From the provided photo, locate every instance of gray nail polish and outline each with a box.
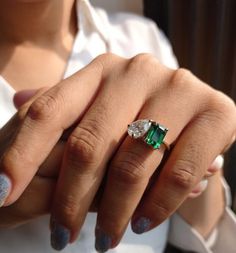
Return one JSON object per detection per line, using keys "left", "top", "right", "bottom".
{"left": 132, "top": 217, "right": 151, "bottom": 234}
{"left": 0, "top": 174, "right": 11, "bottom": 207}
{"left": 95, "top": 230, "right": 112, "bottom": 253}
{"left": 51, "top": 222, "right": 70, "bottom": 251}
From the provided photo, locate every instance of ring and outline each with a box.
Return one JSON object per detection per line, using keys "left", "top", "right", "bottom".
{"left": 127, "top": 119, "right": 170, "bottom": 150}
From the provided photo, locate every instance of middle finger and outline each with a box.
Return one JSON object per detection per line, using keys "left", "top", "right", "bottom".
{"left": 49, "top": 55, "right": 169, "bottom": 250}
{"left": 95, "top": 70, "right": 208, "bottom": 252}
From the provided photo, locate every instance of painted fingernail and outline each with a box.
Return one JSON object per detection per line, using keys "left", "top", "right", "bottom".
{"left": 212, "top": 155, "right": 224, "bottom": 169}
{"left": 200, "top": 179, "right": 208, "bottom": 191}
{"left": 51, "top": 221, "right": 70, "bottom": 251}
{"left": 208, "top": 155, "right": 224, "bottom": 173}
{"left": 189, "top": 179, "right": 208, "bottom": 198}
{"left": 132, "top": 217, "right": 151, "bottom": 234}
{"left": 95, "top": 230, "right": 112, "bottom": 253}
{"left": 0, "top": 173, "right": 11, "bottom": 207}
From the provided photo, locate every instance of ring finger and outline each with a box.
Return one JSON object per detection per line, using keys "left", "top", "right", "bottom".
{"left": 94, "top": 73, "right": 208, "bottom": 251}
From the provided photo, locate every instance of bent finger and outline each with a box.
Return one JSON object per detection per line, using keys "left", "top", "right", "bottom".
{"left": 0, "top": 57, "right": 106, "bottom": 206}
{"left": 131, "top": 109, "right": 235, "bottom": 234}
{"left": 93, "top": 70, "right": 208, "bottom": 251}
{"left": 0, "top": 176, "right": 55, "bottom": 228}
{"left": 188, "top": 155, "right": 224, "bottom": 198}
{"left": 49, "top": 57, "right": 147, "bottom": 249}
{"left": 13, "top": 89, "right": 38, "bottom": 109}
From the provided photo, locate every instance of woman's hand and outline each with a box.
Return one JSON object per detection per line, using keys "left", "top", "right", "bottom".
{"left": 0, "top": 108, "right": 56, "bottom": 227}
{"left": 0, "top": 93, "right": 62, "bottom": 228}
{"left": 0, "top": 53, "right": 235, "bottom": 251}
{"left": 0, "top": 91, "right": 99, "bottom": 229}
{"left": 0, "top": 175, "right": 56, "bottom": 228}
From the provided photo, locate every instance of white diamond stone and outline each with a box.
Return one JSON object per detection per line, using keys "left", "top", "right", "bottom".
{"left": 128, "top": 119, "right": 151, "bottom": 139}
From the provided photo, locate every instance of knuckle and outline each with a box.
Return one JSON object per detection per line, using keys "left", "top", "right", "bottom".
{"left": 27, "top": 94, "right": 60, "bottom": 121}
{"left": 95, "top": 53, "right": 123, "bottom": 69}
{"left": 202, "top": 91, "right": 236, "bottom": 136}
{"left": 67, "top": 125, "right": 104, "bottom": 168}
{"left": 96, "top": 52, "right": 119, "bottom": 61}
{"left": 209, "top": 90, "right": 236, "bottom": 117}
{"left": 110, "top": 151, "right": 147, "bottom": 185}
{"left": 170, "top": 159, "right": 199, "bottom": 191}
{"left": 128, "top": 53, "right": 156, "bottom": 72}
{"left": 126, "top": 53, "right": 160, "bottom": 92}
{"left": 54, "top": 194, "right": 78, "bottom": 225}
{"left": 2, "top": 145, "right": 29, "bottom": 176}
{"left": 169, "top": 68, "right": 193, "bottom": 89}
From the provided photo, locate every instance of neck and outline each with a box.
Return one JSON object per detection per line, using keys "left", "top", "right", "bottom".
{"left": 0, "top": 0, "right": 77, "bottom": 45}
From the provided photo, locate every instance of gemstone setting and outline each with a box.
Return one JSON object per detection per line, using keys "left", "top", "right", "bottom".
{"left": 128, "top": 119, "right": 168, "bottom": 149}
{"left": 128, "top": 119, "right": 152, "bottom": 139}
{"left": 144, "top": 124, "right": 168, "bottom": 149}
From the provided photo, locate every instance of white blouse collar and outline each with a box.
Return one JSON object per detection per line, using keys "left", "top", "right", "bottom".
{"left": 77, "top": 0, "right": 110, "bottom": 44}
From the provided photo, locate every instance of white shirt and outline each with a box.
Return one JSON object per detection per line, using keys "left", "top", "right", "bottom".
{"left": 0, "top": 1, "right": 235, "bottom": 253}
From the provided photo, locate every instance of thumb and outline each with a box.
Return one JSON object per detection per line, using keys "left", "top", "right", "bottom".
{"left": 13, "top": 89, "right": 38, "bottom": 109}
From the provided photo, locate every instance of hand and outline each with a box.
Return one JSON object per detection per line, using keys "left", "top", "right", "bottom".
{"left": 0, "top": 91, "right": 61, "bottom": 227}
{"left": 0, "top": 88, "right": 102, "bottom": 228}
{"left": 0, "top": 54, "right": 235, "bottom": 252}
{"left": 0, "top": 175, "right": 55, "bottom": 228}
{"left": 12, "top": 91, "right": 224, "bottom": 235}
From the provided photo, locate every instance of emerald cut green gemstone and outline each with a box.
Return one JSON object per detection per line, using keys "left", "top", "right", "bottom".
{"left": 144, "top": 124, "right": 168, "bottom": 149}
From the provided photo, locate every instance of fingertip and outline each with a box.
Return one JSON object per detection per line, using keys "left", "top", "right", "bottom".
{"left": 13, "top": 89, "right": 38, "bottom": 109}
{"left": 208, "top": 155, "right": 224, "bottom": 174}
{"left": 50, "top": 219, "right": 70, "bottom": 251}
{"left": 0, "top": 173, "right": 12, "bottom": 207}
{"left": 131, "top": 217, "right": 151, "bottom": 234}
{"left": 95, "top": 228, "right": 112, "bottom": 252}
{"left": 212, "top": 155, "right": 224, "bottom": 169}
{"left": 188, "top": 179, "right": 208, "bottom": 198}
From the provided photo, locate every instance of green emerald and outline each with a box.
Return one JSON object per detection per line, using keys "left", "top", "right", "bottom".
{"left": 144, "top": 124, "right": 168, "bottom": 149}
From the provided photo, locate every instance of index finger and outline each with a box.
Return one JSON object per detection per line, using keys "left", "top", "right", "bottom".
{"left": 0, "top": 59, "right": 104, "bottom": 206}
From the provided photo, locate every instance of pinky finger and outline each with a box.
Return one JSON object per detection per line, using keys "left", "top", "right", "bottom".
{"left": 188, "top": 155, "right": 224, "bottom": 198}
{"left": 131, "top": 112, "right": 233, "bottom": 234}
{"left": 0, "top": 176, "right": 55, "bottom": 228}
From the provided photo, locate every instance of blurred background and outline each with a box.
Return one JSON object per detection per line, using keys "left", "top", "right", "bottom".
{"left": 91, "top": 0, "right": 236, "bottom": 212}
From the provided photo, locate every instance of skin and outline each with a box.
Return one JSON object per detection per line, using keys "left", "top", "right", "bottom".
{"left": 0, "top": 90, "right": 224, "bottom": 236}
{"left": 1, "top": 54, "right": 235, "bottom": 249}
{"left": 0, "top": 0, "right": 77, "bottom": 90}
{"left": 0, "top": 0, "right": 236, "bottom": 251}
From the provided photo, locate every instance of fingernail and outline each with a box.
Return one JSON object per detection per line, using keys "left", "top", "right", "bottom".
{"left": 0, "top": 173, "right": 11, "bottom": 207}
{"left": 132, "top": 217, "right": 151, "bottom": 234}
{"left": 95, "top": 230, "right": 112, "bottom": 253}
{"left": 197, "top": 179, "right": 208, "bottom": 193}
{"left": 51, "top": 221, "right": 70, "bottom": 251}
{"left": 190, "top": 179, "right": 208, "bottom": 197}
{"left": 212, "top": 155, "right": 224, "bottom": 169}
{"left": 208, "top": 155, "right": 224, "bottom": 173}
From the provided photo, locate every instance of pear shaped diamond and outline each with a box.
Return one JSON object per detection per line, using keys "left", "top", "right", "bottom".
{"left": 128, "top": 119, "right": 151, "bottom": 139}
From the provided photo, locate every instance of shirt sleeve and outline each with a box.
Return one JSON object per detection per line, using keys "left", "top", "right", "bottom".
{"left": 168, "top": 178, "right": 236, "bottom": 253}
